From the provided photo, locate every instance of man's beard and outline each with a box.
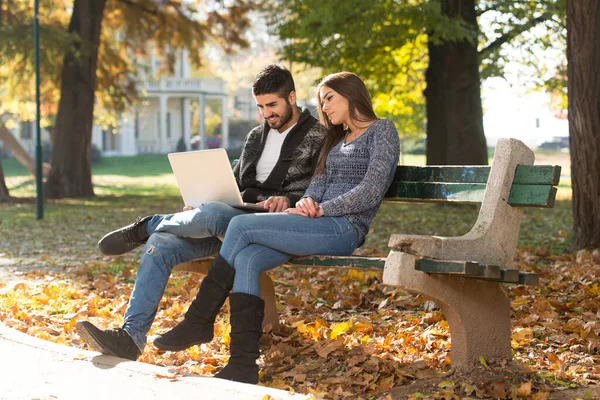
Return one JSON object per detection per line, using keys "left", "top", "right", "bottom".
{"left": 268, "top": 102, "right": 294, "bottom": 130}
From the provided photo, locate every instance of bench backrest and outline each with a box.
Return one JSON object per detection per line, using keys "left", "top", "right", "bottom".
{"left": 384, "top": 165, "right": 561, "bottom": 208}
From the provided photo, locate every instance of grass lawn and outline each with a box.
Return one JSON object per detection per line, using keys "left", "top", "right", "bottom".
{"left": 0, "top": 150, "right": 574, "bottom": 256}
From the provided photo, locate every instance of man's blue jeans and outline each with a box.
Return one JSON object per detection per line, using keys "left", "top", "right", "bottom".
{"left": 219, "top": 213, "right": 359, "bottom": 296}
{"left": 122, "top": 202, "right": 246, "bottom": 351}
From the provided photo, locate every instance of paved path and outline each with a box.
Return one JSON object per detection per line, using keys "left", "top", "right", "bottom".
{"left": 0, "top": 323, "right": 309, "bottom": 400}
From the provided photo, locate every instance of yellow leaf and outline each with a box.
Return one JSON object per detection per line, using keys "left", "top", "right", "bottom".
{"left": 478, "top": 355, "right": 488, "bottom": 368}
{"left": 516, "top": 381, "right": 532, "bottom": 397}
{"left": 292, "top": 320, "right": 308, "bottom": 333}
{"left": 35, "top": 293, "right": 50, "bottom": 305}
{"left": 462, "top": 382, "right": 477, "bottom": 395}
{"left": 330, "top": 318, "right": 352, "bottom": 339}
{"left": 532, "top": 391, "right": 550, "bottom": 400}
{"left": 438, "top": 380, "right": 454, "bottom": 389}
{"left": 347, "top": 269, "right": 365, "bottom": 280}
{"left": 512, "top": 327, "right": 533, "bottom": 342}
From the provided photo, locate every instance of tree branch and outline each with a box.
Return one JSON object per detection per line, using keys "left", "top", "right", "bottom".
{"left": 115, "top": 0, "right": 160, "bottom": 16}
{"left": 479, "top": 12, "right": 552, "bottom": 59}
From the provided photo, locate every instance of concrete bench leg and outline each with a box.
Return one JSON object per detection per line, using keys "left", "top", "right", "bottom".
{"left": 383, "top": 250, "right": 511, "bottom": 368}
{"left": 174, "top": 260, "right": 279, "bottom": 329}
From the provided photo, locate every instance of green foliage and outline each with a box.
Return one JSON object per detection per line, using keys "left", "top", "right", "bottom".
{"left": 268, "top": 0, "right": 567, "bottom": 134}
{"left": 175, "top": 137, "right": 187, "bottom": 153}
{"left": 268, "top": 0, "right": 441, "bottom": 136}
{"left": 402, "top": 136, "right": 426, "bottom": 155}
{"left": 0, "top": 0, "right": 260, "bottom": 126}
{"left": 478, "top": 0, "right": 566, "bottom": 103}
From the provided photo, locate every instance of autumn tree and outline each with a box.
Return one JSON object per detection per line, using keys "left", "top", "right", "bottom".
{"left": 0, "top": 0, "right": 7, "bottom": 201}
{"left": 46, "top": 0, "right": 256, "bottom": 198}
{"left": 43, "top": 0, "right": 107, "bottom": 197}
{"left": 425, "top": 0, "right": 487, "bottom": 165}
{"left": 0, "top": 0, "right": 257, "bottom": 198}
{"left": 566, "top": 0, "right": 600, "bottom": 249}
{"left": 270, "top": 0, "right": 563, "bottom": 164}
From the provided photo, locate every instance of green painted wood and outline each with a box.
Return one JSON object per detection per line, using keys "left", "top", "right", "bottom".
{"left": 413, "top": 258, "right": 538, "bottom": 285}
{"left": 500, "top": 269, "right": 520, "bottom": 283}
{"left": 508, "top": 185, "right": 557, "bottom": 208}
{"left": 385, "top": 183, "right": 557, "bottom": 207}
{"left": 393, "top": 165, "right": 561, "bottom": 185}
{"left": 513, "top": 165, "right": 561, "bottom": 185}
{"left": 288, "top": 255, "right": 385, "bottom": 269}
{"left": 394, "top": 166, "right": 490, "bottom": 184}
{"left": 518, "top": 272, "right": 539, "bottom": 285}
{"left": 482, "top": 265, "right": 501, "bottom": 280}
{"left": 385, "top": 182, "right": 485, "bottom": 203}
{"left": 415, "top": 259, "right": 481, "bottom": 275}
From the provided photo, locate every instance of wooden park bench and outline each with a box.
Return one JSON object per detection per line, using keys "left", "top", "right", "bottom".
{"left": 173, "top": 138, "right": 561, "bottom": 368}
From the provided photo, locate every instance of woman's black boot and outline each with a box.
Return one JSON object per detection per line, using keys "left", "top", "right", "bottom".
{"left": 214, "top": 293, "right": 265, "bottom": 384}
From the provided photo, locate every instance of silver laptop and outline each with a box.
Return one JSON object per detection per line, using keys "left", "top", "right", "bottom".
{"left": 167, "top": 148, "right": 267, "bottom": 212}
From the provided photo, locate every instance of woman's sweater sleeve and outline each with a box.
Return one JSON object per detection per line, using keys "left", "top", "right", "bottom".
{"left": 302, "top": 169, "right": 327, "bottom": 202}
{"left": 320, "top": 120, "right": 400, "bottom": 216}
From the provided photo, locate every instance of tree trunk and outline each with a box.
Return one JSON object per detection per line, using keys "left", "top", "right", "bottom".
{"left": 0, "top": 122, "right": 51, "bottom": 177}
{"left": 424, "top": 0, "right": 488, "bottom": 165}
{"left": 45, "top": 0, "right": 106, "bottom": 198}
{"left": 567, "top": 0, "right": 600, "bottom": 249}
{"left": 0, "top": 161, "right": 10, "bottom": 202}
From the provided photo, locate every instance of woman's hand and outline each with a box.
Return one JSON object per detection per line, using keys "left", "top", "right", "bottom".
{"left": 286, "top": 197, "right": 324, "bottom": 218}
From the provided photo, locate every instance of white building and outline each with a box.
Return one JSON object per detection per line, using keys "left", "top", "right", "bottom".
{"left": 8, "top": 49, "right": 237, "bottom": 157}
{"left": 482, "top": 77, "right": 568, "bottom": 149}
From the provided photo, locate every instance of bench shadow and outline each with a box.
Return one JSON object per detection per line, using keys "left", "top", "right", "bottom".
{"left": 90, "top": 354, "right": 131, "bottom": 369}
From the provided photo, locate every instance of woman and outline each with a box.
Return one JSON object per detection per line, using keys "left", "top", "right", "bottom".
{"left": 153, "top": 72, "right": 401, "bottom": 384}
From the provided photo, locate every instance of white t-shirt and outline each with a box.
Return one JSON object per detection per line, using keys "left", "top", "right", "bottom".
{"left": 255, "top": 124, "right": 295, "bottom": 183}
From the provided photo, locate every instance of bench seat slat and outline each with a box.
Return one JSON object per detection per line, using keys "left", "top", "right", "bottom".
{"left": 288, "top": 255, "right": 386, "bottom": 269}
{"left": 385, "top": 183, "right": 557, "bottom": 207}
{"left": 414, "top": 258, "right": 538, "bottom": 285}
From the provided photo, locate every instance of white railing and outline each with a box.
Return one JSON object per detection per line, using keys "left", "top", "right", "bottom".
{"left": 139, "top": 78, "right": 226, "bottom": 95}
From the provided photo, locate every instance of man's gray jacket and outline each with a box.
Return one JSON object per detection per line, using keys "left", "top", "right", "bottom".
{"left": 233, "top": 108, "right": 327, "bottom": 206}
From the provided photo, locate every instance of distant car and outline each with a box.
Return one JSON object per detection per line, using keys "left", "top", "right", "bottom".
{"left": 206, "top": 136, "right": 222, "bottom": 149}
{"left": 190, "top": 135, "right": 222, "bottom": 150}
{"left": 539, "top": 136, "right": 569, "bottom": 151}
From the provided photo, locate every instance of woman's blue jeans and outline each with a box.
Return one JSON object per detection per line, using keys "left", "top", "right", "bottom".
{"left": 219, "top": 213, "right": 359, "bottom": 297}
{"left": 122, "top": 202, "right": 246, "bottom": 351}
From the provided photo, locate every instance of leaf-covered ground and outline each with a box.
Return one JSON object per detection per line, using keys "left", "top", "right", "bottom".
{"left": 1, "top": 153, "right": 598, "bottom": 399}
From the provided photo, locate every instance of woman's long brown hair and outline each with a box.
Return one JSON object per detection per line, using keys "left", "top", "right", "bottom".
{"left": 315, "top": 72, "right": 378, "bottom": 175}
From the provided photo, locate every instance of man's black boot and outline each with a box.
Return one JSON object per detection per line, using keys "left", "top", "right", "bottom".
{"left": 98, "top": 215, "right": 154, "bottom": 256}
{"left": 153, "top": 253, "right": 235, "bottom": 351}
{"left": 76, "top": 321, "right": 141, "bottom": 361}
{"left": 214, "top": 293, "right": 265, "bottom": 384}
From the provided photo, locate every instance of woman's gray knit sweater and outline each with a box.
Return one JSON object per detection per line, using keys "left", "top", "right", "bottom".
{"left": 303, "top": 119, "right": 400, "bottom": 246}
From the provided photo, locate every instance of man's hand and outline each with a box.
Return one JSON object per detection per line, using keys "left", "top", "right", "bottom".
{"left": 259, "top": 196, "right": 290, "bottom": 213}
{"left": 183, "top": 206, "right": 194, "bottom": 211}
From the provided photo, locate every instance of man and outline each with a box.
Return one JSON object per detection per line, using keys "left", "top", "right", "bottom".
{"left": 75, "top": 65, "right": 327, "bottom": 361}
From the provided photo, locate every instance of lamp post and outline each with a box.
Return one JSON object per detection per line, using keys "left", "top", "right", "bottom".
{"left": 34, "top": 0, "right": 43, "bottom": 219}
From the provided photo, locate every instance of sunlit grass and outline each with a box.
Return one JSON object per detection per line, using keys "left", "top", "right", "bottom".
{"left": 1, "top": 149, "right": 574, "bottom": 258}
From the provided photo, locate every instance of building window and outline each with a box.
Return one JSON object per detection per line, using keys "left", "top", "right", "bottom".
{"left": 157, "top": 111, "right": 172, "bottom": 138}
{"left": 535, "top": 118, "right": 540, "bottom": 128}
{"left": 20, "top": 121, "right": 32, "bottom": 139}
{"left": 166, "top": 112, "right": 171, "bottom": 138}
{"left": 134, "top": 111, "right": 140, "bottom": 139}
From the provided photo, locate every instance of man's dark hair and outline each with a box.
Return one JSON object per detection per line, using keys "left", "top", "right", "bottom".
{"left": 252, "top": 64, "right": 295, "bottom": 98}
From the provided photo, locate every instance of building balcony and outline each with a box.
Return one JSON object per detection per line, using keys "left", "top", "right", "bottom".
{"left": 139, "top": 78, "right": 226, "bottom": 96}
